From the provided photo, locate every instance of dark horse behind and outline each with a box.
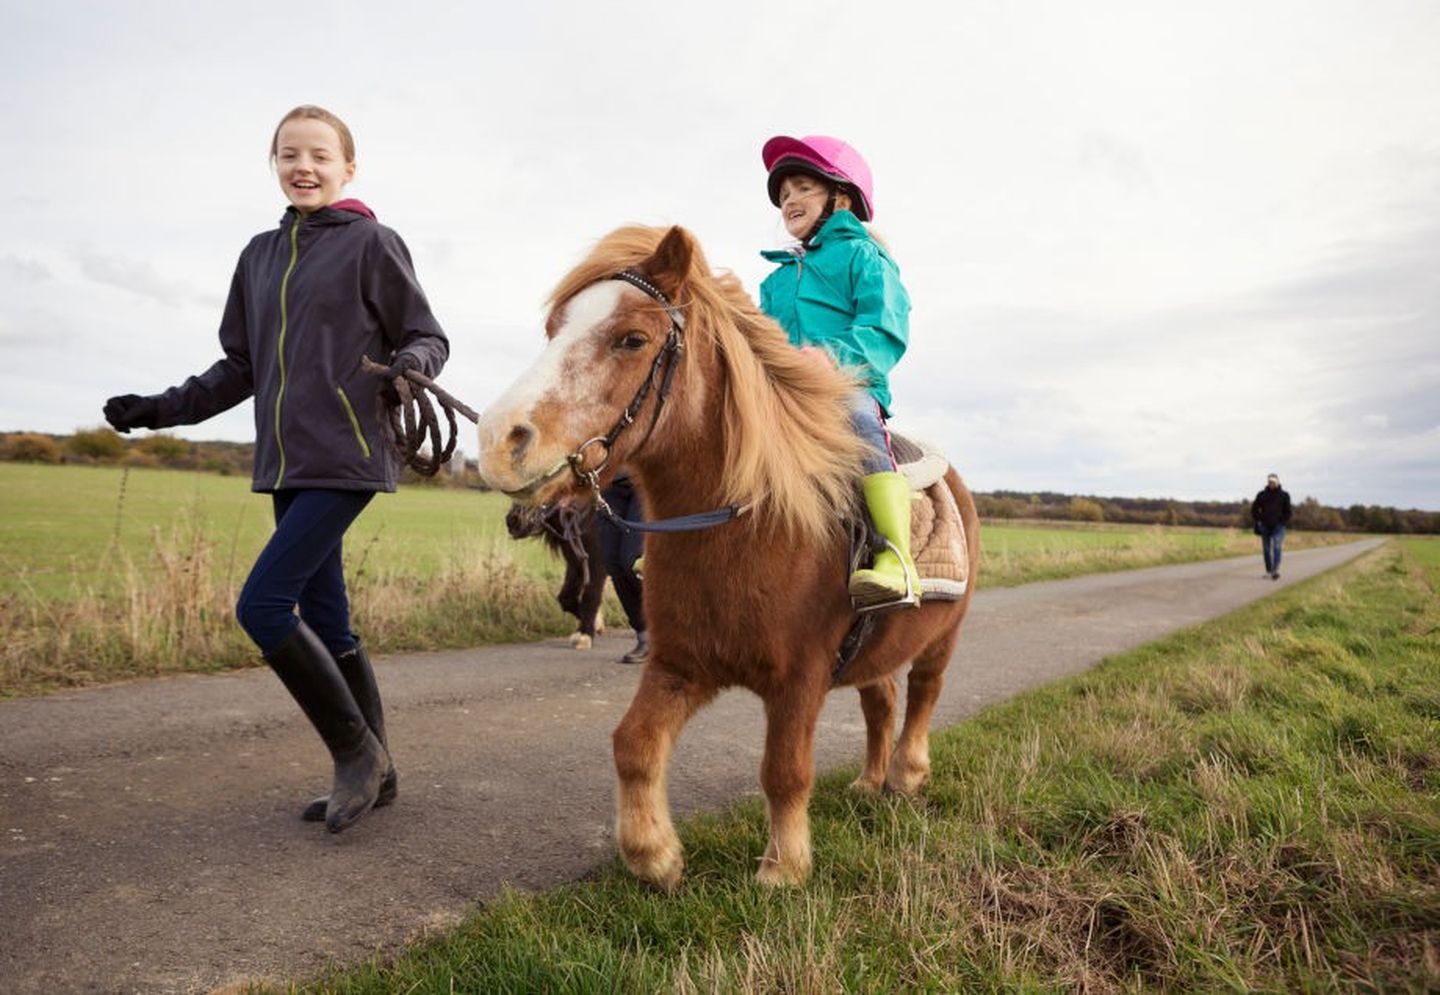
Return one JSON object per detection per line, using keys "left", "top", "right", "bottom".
{"left": 504, "top": 502, "right": 606, "bottom": 649}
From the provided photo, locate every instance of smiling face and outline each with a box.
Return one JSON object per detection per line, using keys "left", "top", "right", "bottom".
{"left": 274, "top": 117, "right": 355, "bottom": 214}
{"left": 777, "top": 172, "right": 852, "bottom": 239}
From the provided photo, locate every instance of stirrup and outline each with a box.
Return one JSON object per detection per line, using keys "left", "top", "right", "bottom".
{"left": 850, "top": 538, "right": 921, "bottom": 614}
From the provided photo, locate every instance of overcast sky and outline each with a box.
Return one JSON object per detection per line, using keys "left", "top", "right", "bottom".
{"left": 2, "top": 0, "right": 1436, "bottom": 510}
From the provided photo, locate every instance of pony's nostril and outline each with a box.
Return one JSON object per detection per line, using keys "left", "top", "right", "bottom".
{"left": 507, "top": 423, "right": 536, "bottom": 464}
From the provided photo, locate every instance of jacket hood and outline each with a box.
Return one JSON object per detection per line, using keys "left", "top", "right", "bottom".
{"left": 280, "top": 200, "right": 376, "bottom": 226}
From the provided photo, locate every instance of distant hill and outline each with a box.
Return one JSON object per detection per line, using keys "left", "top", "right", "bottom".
{"left": 4, "top": 429, "right": 1436, "bottom": 533}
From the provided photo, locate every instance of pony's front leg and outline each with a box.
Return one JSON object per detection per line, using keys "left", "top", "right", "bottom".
{"left": 850, "top": 675, "right": 897, "bottom": 794}
{"left": 613, "top": 665, "right": 712, "bottom": 892}
{"left": 757, "top": 688, "right": 826, "bottom": 887}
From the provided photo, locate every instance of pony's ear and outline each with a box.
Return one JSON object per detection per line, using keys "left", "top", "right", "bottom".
{"left": 637, "top": 226, "right": 694, "bottom": 301}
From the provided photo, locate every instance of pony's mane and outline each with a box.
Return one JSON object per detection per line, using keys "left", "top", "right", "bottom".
{"left": 548, "top": 226, "right": 866, "bottom": 542}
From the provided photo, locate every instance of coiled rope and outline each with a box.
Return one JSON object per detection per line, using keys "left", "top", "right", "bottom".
{"left": 360, "top": 356, "right": 479, "bottom": 477}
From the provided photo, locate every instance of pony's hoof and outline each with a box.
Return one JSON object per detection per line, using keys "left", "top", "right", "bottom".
{"left": 755, "top": 856, "right": 811, "bottom": 887}
{"left": 622, "top": 839, "right": 685, "bottom": 893}
{"left": 569, "top": 632, "right": 593, "bottom": 650}
{"left": 594, "top": 616, "right": 606, "bottom": 636}
{"left": 848, "top": 774, "right": 885, "bottom": 795}
{"left": 885, "top": 760, "right": 930, "bottom": 796}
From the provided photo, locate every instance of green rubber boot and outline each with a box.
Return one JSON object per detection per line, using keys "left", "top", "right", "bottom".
{"left": 848, "top": 472, "right": 921, "bottom": 609}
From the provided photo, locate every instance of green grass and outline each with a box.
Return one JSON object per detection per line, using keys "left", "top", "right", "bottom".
{"left": 0, "top": 462, "right": 557, "bottom": 600}
{"left": 0, "top": 464, "right": 575, "bottom": 695}
{"left": 262, "top": 538, "right": 1439, "bottom": 993}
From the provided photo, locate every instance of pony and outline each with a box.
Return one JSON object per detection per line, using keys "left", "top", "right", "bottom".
{"left": 473, "top": 225, "right": 979, "bottom": 888}
{"left": 504, "top": 502, "right": 607, "bottom": 649}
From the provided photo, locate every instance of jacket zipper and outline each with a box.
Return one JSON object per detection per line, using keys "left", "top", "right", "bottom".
{"left": 272, "top": 217, "right": 301, "bottom": 488}
{"left": 335, "top": 386, "right": 372, "bottom": 459}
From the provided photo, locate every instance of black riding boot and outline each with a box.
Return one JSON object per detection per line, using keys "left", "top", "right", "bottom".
{"left": 264, "top": 623, "right": 390, "bottom": 833}
{"left": 299, "top": 642, "right": 398, "bottom": 822}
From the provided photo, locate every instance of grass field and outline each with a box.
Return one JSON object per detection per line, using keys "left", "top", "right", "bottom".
{"left": 263, "top": 537, "right": 1439, "bottom": 993}
{"left": 0, "top": 463, "right": 1354, "bottom": 697}
{"left": 0, "top": 462, "right": 557, "bottom": 600}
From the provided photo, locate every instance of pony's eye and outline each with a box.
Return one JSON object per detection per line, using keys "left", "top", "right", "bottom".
{"left": 615, "top": 332, "right": 649, "bottom": 351}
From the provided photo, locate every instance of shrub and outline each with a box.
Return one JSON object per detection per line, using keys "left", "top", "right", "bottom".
{"left": 136, "top": 434, "right": 191, "bottom": 465}
{"left": 2, "top": 433, "right": 62, "bottom": 463}
{"left": 1066, "top": 497, "right": 1105, "bottom": 522}
{"left": 67, "top": 427, "right": 127, "bottom": 461}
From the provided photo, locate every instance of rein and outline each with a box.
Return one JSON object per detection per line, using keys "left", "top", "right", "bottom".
{"left": 565, "top": 270, "right": 748, "bottom": 535}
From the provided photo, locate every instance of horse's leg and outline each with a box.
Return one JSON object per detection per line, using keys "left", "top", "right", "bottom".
{"left": 559, "top": 558, "right": 594, "bottom": 648}
{"left": 850, "top": 675, "right": 897, "bottom": 794}
{"left": 887, "top": 626, "right": 960, "bottom": 795}
{"left": 613, "top": 666, "right": 713, "bottom": 891}
{"left": 578, "top": 566, "right": 606, "bottom": 642}
{"left": 757, "top": 687, "right": 826, "bottom": 887}
{"left": 583, "top": 529, "right": 606, "bottom": 637}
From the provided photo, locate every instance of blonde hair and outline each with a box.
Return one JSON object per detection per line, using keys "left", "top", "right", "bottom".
{"left": 269, "top": 105, "right": 356, "bottom": 163}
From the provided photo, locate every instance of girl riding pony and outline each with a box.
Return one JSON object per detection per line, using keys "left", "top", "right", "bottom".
{"left": 758, "top": 134, "right": 918, "bottom": 609}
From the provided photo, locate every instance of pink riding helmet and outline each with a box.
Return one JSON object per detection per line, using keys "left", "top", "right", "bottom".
{"left": 762, "top": 134, "right": 875, "bottom": 221}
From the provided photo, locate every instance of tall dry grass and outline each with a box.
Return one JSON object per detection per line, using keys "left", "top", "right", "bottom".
{"left": 0, "top": 478, "right": 578, "bottom": 695}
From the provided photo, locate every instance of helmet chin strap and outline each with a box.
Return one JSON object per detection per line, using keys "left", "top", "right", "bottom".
{"left": 802, "top": 187, "right": 840, "bottom": 247}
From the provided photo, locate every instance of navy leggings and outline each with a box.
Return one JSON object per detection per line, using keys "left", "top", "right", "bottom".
{"left": 235, "top": 488, "right": 374, "bottom": 656}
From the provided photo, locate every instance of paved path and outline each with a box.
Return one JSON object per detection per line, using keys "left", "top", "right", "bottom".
{"left": 0, "top": 540, "right": 1383, "bottom": 993}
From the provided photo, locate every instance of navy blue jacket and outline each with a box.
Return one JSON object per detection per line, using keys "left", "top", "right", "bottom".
{"left": 152, "top": 203, "right": 448, "bottom": 492}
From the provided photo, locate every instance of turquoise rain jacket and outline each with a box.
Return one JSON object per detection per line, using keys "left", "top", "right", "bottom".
{"left": 759, "top": 209, "right": 910, "bottom": 415}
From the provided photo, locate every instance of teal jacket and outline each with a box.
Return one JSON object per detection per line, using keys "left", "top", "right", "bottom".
{"left": 759, "top": 210, "right": 910, "bottom": 415}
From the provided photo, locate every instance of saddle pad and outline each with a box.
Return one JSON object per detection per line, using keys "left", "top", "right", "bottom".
{"left": 911, "top": 478, "right": 969, "bottom": 600}
{"left": 891, "top": 431, "right": 949, "bottom": 490}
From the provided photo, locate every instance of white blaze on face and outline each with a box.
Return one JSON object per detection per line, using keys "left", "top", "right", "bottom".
{"left": 475, "top": 281, "right": 628, "bottom": 490}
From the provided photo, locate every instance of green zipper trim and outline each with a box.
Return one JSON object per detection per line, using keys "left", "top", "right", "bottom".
{"left": 272, "top": 218, "right": 300, "bottom": 488}
{"left": 335, "top": 386, "right": 372, "bottom": 459}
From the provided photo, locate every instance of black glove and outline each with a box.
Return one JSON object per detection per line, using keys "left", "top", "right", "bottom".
{"left": 103, "top": 394, "right": 160, "bottom": 433}
{"left": 379, "top": 353, "right": 421, "bottom": 405}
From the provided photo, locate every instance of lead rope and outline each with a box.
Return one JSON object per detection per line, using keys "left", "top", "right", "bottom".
{"left": 361, "top": 356, "right": 479, "bottom": 477}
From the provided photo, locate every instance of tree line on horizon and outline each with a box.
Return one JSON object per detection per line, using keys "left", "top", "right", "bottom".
{"left": 4, "top": 428, "right": 1438, "bottom": 535}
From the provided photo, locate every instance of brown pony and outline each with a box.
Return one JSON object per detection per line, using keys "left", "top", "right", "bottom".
{"left": 473, "top": 226, "right": 979, "bottom": 888}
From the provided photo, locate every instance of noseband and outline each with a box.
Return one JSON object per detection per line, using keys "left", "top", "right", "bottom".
{"left": 564, "top": 270, "right": 747, "bottom": 535}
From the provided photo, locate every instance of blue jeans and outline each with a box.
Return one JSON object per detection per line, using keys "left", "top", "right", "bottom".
{"left": 1261, "top": 526, "right": 1285, "bottom": 575}
{"left": 850, "top": 393, "right": 897, "bottom": 474}
{"left": 235, "top": 488, "right": 374, "bottom": 655}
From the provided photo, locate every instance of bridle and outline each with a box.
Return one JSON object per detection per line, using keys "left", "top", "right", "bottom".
{"left": 562, "top": 269, "right": 747, "bottom": 535}
{"left": 562, "top": 269, "right": 686, "bottom": 492}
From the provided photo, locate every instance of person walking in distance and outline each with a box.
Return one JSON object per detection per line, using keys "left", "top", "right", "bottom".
{"left": 1251, "top": 473, "right": 1293, "bottom": 580}
{"left": 102, "top": 105, "right": 449, "bottom": 832}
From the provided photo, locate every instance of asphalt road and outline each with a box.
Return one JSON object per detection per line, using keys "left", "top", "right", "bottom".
{"left": 0, "top": 539, "right": 1383, "bottom": 993}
